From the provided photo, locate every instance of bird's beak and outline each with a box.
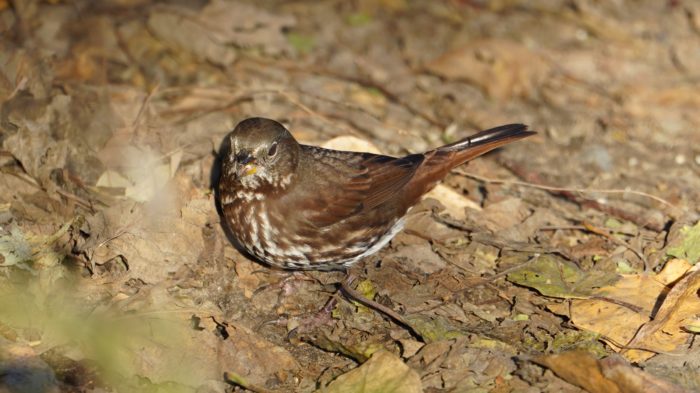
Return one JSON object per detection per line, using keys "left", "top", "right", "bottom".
{"left": 235, "top": 151, "right": 257, "bottom": 178}
{"left": 239, "top": 163, "right": 257, "bottom": 177}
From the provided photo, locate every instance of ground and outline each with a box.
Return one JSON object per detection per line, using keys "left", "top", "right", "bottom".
{"left": 1, "top": 1, "right": 700, "bottom": 392}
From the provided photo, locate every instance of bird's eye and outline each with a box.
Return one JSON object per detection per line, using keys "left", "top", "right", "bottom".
{"left": 267, "top": 142, "right": 278, "bottom": 157}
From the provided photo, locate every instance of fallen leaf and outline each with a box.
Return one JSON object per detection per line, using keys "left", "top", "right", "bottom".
{"left": 385, "top": 243, "right": 445, "bottom": 274}
{"left": 666, "top": 221, "right": 700, "bottom": 265}
{"left": 423, "top": 185, "right": 481, "bottom": 218}
{"left": 317, "top": 350, "right": 422, "bottom": 393}
{"left": 507, "top": 255, "right": 618, "bottom": 299}
{"left": 0, "top": 226, "right": 31, "bottom": 267}
{"left": 545, "top": 259, "right": 698, "bottom": 362}
{"left": 600, "top": 356, "right": 690, "bottom": 393}
{"left": 321, "top": 135, "right": 381, "bottom": 154}
{"left": 624, "top": 264, "right": 700, "bottom": 362}
{"left": 568, "top": 299, "right": 649, "bottom": 351}
{"left": 95, "top": 145, "right": 177, "bottom": 203}
{"left": 534, "top": 351, "right": 687, "bottom": 393}
{"left": 78, "top": 175, "right": 214, "bottom": 283}
{"left": 479, "top": 197, "right": 530, "bottom": 232}
{"left": 534, "top": 351, "right": 621, "bottom": 393}
{"left": 0, "top": 221, "right": 72, "bottom": 269}
{"left": 407, "top": 336, "right": 516, "bottom": 391}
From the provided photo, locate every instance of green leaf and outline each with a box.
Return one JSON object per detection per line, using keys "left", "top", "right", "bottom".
{"left": 507, "top": 256, "right": 619, "bottom": 299}
{"left": 287, "top": 33, "right": 315, "bottom": 54}
{"left": 346, "top": 12, "right": 373, "bottom": 27}
{"left": 667, "top": 221, "right": 700, "bottom": 264}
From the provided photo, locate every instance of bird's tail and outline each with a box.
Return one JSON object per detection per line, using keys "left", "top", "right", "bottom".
{"left": 439, "top": 123, "right": 536, "bottom": 166}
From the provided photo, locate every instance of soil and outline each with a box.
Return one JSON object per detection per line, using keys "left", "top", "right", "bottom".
{"left": 1, "top": 1, "right": 699, "bottom": 392}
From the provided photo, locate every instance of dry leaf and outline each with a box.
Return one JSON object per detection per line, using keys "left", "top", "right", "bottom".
{"left": 534, "top": 351, "right": 621, "bottom": 393}
{"left": 318, "top": 350, "right": 422, "bottom": 393}
{"left": 535, "top": 351, "right": 687, "bottom": 393}
{"left": 568, "top": 299, "right": 649, "bottom": 351}
{"left": 624, "top": 264, "right": 700, "bottom": 362}
{"left": 545, "top": 259, "right": 698, "bottom": 362}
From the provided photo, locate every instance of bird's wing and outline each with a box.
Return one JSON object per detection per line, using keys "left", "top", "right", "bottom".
{"left": 296, "top": 146, "right": 423, "bottom": 228}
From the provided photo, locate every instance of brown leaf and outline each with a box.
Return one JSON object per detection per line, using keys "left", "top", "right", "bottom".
{"left": 535, "top": 351, "right": 688, "bottom": 393}
{"left": 534, "top": 351, "right": 621, "bottom": 393}
{"left": 624, "top": 263, "right": 700, "bottom": 362}
{"left": 318, "top": 350, "right": 421, "bottom": 393}
{"left": 547, "top": 259, "right": 697, "bottom": 361}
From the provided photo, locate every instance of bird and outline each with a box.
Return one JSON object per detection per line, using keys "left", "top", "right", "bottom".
{"left": 218, "top": 117, "right": 535, "bottom": 271}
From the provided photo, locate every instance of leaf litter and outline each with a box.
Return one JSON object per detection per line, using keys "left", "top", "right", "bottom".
{"left": 1, "top": 0, "right": 700, "bottom": 392}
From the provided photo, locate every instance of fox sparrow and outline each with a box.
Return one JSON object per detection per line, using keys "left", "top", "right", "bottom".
{"left": 218, "top": 117, "right": 535, "bottom": 271}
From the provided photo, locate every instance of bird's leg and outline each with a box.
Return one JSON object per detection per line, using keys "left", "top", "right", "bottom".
{"left": 285, "top": 294, "right": 340, "bottom": 339}
{"left": 254, "top": 268, "right": 339, "bottom": 335}
{"left": 289, "top": 273, "right": 424, "bottom": 341}
{"left": 338, "top": 274, "right": 423, "bottom": 339}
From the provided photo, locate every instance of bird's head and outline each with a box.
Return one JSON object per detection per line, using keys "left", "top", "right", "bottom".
{"left": 222, "top": 117, "right": 301, "bottom": 191}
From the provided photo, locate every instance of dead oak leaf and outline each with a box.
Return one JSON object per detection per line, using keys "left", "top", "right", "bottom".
{"left": 624, "top": 263, "right": 700, "bottom": 362}
{"left": 547, "top": 259, "right": 698, "bottom": 362}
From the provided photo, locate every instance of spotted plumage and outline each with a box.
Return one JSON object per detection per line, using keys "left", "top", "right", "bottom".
{"left": 218, "top": 117, "right": 535, "bottom": 270}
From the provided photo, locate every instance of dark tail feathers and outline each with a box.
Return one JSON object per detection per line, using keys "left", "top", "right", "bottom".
{"left": 439, "top": 123, "right": 535, "bottom": 166}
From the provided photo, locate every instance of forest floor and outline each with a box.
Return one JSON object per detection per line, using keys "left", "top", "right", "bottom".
{"left": 1, "top": 1, "right": 700, "bottom": 392}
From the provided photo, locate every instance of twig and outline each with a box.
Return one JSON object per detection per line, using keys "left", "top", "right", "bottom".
{"left": 456, "top": 170, "right": 678, "bottom": 211}
{"left": 458, "top": 164, "right": 674, "bottom": 232}
{"left": 481, "top": 254, "right": 542, "bottom": 283}
{"left": 10, "top": 171, "right": 95, "bottom": 212}
{"left": 433, "top": 214, "right": 575, "bottom": 261}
